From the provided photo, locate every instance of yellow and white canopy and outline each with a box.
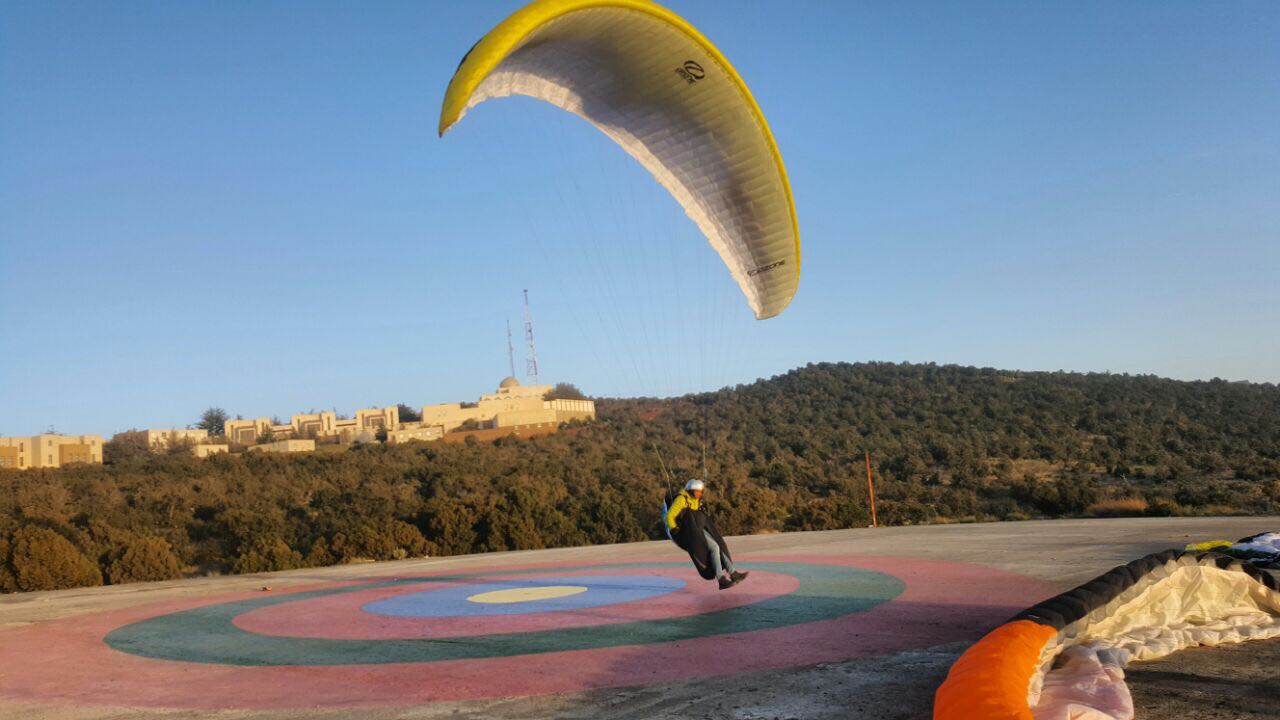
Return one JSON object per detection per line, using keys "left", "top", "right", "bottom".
{"left": 440, "top": 0, "right": 800, "bottom": 320}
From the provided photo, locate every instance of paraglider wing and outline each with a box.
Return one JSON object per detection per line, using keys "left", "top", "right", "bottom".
{"left": 439, "top": 0, "right": 800, "bottom": 320}
{"left": 934, "top": 546, "right": 1280, "bottom": 720}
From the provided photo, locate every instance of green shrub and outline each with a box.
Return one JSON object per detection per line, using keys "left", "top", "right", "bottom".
{"left": 232, "top": 538, "right": 303, "bottom": 574}
{"left": 388, "top": 520, "right": 430, "bottom": 559}
{"left": 304, "top": 538, "right": 335, "bottom": 567}
{"left": 1144, "top": 497, "right": 1185, "bottom": 517}
{"left": 0, "top": 537, "right": 15, "bottom": 592}
{"left": 7, "top": 526, "right": 102, "bottom": 591}
{"left": 107, "top": 536, "right": 184, "bottom": 584}
{"left": 1086, "top": 498, "right": 1149, "bottom": 518}
{"left": 544, "top": 383, "right": 587, "bottom": 400}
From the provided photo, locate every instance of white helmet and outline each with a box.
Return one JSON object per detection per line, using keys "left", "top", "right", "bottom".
{"left": 684, "top": 478, "right": 705, "bottom": 492}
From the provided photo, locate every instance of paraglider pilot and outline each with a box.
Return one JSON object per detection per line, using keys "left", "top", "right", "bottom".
{"left": 666, "top": 479, "right": 748, "bottom": 590}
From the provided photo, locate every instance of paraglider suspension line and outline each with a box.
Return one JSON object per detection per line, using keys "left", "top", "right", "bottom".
{"left": 651, "top": 441, "right": 674, "bottom": 500}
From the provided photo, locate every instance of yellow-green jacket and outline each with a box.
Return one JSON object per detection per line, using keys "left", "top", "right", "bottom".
{"left": 665, "top": 490, "right": 701, "bottom": 530}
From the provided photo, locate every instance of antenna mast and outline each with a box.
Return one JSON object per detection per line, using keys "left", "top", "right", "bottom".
{"left": 523, "top": 289, "right": 540, "bottom": 384}
{"left": 506, "top": 320, "right": 517, "bottom": 378}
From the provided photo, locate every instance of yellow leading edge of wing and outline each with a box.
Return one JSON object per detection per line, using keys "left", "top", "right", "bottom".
{"left": 438, "top": 0, "right": 800, "bottom": 319}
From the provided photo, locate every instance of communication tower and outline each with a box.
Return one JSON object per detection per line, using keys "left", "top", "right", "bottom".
{"left": 523, "top": 289, "right": 540, "bottom": 384}
{"left": 506, "top": 320, "right": 517, "bottom": 379}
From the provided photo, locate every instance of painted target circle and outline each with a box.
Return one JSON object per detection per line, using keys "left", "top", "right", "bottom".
{"left": 0, "top": 555, "right": 1058, "bottom": 709}
{"left": 363, "top": 574, "right": 688, "bottom": 617}
{"left": 103, "top": 562, "right": 903, "bottom": 664}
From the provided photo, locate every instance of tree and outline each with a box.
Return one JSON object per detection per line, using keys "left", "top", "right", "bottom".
{"left": 0, "top": 537, "right": 14, "bottom": 593}
{"left": 305, "top": 538, "right": 335, "bottom": 567}
{"left": 103, "top": 432, "right": 151, "bottom": 464}
{"left": 164, "top": 437, "right": 199, "bottom": 457}
{"left": 423, "top": 496, "right": 479, "bottom": 556}
{"left": 397, "top": 404, "right": 422, "bottom": 422}
{"left": 6, "top": 526, "right": 102, "bottom": 591}
{"left": 545, "top": 383, "right": 588, "bottom": 400}
{"left": 107, "top": 536, "right": 184, "bottom": 584}
{"left": 197, "top": 407, "right": 229, "bottom": 436}
{"left": 388, "top": 520, "right": 431, "bottom": 558}
{"left": 232, "top": 538, "right": 303, "bottom": 574}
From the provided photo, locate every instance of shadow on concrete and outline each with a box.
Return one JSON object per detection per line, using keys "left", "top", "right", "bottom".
{"left": 523, "top": 598, "right": 1033, "bottom": 720}
{"left": 1128, "top": 638, "right": 1280, "bottom": 719}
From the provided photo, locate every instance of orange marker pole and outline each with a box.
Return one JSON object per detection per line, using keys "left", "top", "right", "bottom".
{"left": 865, "top": 451, "right": 878, "bottom": 528}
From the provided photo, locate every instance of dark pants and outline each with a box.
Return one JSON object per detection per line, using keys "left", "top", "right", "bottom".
{"left": 673, "top": 508, "right": 732, "bottom": 580}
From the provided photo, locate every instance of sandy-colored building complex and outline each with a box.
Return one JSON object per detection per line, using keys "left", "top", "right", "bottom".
{"left": 225, "top": 406, "right": 401, "bottom": 446}
{"left": 420, "top": 377, "right": 595, "bottom": 433}
{"left": 0, "top": 434, "right": 104, "bottom": 470}
{"left": 0, "top": 378, "right": 590, "bottom": 470}
{"left": 133, "top": 428, "right": 209, "bottom": 449}
{"left": 221, "top": 378, "right": 592, "bottom": 450}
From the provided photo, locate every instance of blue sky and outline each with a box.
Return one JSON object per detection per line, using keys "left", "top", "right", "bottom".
{"left": 2, "top": 1, "right": 1277, "bottom": 437}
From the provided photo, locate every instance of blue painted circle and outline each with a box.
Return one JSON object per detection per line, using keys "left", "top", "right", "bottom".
{"left": 362, "top": 575, "right": 687, "bottom": 617}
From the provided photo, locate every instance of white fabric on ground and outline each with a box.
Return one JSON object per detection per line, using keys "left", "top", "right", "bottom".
{"left": 1231, "top": 532, "right": 1280, "bottom": 556}
{"left": 1030, "top": 554, "right": 1280, "bottom": 719}
{"left": 1033, "top": 646, "right": 1133, "bottom": 720}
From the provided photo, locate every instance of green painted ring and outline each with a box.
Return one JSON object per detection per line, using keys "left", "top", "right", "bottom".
{"left": 105, "top": 562, "right": 904, "bottom": 666}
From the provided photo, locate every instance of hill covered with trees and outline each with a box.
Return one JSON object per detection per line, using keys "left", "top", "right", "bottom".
{"left": 2, "top": 362, "right": 1278, "bottom": 592}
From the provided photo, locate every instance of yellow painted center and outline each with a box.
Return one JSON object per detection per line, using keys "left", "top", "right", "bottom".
{"left": 467, "top": 585, "right": 589, "bottom": 604}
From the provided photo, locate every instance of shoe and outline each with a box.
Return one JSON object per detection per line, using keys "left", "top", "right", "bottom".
{"left": 718, "top": 576, "right": 734, "bottom": 590}
{"left": 730, "top": 571, "right": 749, "bottom": 584}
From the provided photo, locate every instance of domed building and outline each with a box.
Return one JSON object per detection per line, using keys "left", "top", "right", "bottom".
{"left": 417, "top": 377, "right": 595, "bottom": 435}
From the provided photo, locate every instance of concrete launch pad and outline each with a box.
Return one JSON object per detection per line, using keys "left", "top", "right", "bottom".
{"left": 1, "top": 517, "right": 1276, "bottom": 719}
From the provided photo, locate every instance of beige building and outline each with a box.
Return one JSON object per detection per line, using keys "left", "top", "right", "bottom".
{"left": 111, "top": 428, "right": 230, "bottom": 459}
{"left": 115, "top": 428, "right": 209, "bottom": 450}
{"left": 386, "top": 425, "right": 444, "bottom": 444}
{"left": 355, "top": 406, "right": 399, "bottom": 432}
{"left": 213, "top": 382, "right": 590, "bottom": 451}
{"left": 226, "top": 407, "right": 401, "bottom": 446}
{"left": 0, "top": 379, "right": 589, "bottom": 471}
{"left": 247, "top": 439, "right": 316, "bottom": 454}
{"left": 0, "top": 434, "right": 104, "bottom": 470}
{"left": 224, "top": 418, "right": 273, "bottom": 445}
{"left": 194, "top": 444, "right": 230, "bottom": 458}
{"left": 328, "top": 407, "right": 399, "bottom": 442}
{"left": 292, "top": 412, "right": 337, "bottom": 438}
{"left": 420, "top": 377, "right": 595, "bottom": 433}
